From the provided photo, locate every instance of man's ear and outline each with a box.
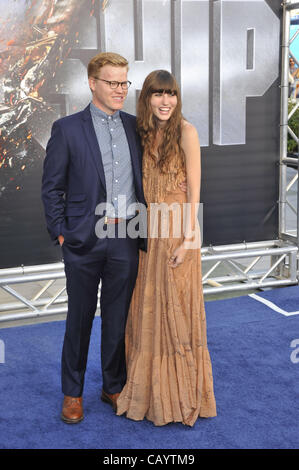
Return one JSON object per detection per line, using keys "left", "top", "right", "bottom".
{"left": 88, "top": 77, "right": 96, "bottom": 93}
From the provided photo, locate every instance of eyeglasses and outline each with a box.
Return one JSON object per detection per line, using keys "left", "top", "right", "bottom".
{"left": 93, "top": 78, "right": 132, "bottom": 90}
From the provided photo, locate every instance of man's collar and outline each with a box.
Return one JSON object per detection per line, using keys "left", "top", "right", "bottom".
{"left": 90, "top": 102, "right": 120, "bottom": 121}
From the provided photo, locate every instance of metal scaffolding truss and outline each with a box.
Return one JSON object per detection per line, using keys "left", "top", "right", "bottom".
{"left": 0, "top": 238, "right": 298, "bottom": 323}
{"left": 0, "top": 1, "right": 299, "bottom": 324}
{"left": 280, "top": 1, "right": 299, "bottom": 246}
{"left": 0, "top": 263, "right": 67, "bottom": 323}
{"left": 201, "top": 239, "right": 297, "bottom": 295}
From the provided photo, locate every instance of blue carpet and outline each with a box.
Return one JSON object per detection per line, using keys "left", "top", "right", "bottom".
{"left": 0, "top": 286, "right": 298, "bottom": 449}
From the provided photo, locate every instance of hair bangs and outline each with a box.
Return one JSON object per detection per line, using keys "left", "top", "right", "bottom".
{"left": 151, "top": 88, "right": 177, "bottom": 96}
{"left": 148, "top": 70, "right": 178, "bottom": 96}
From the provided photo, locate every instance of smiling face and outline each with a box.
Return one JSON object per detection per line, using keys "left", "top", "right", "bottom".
{"left": 88, "top": 64, "right": 128, "bottom": 115}
{"left": 150, "top": 90, "right": 178, "bottom": 126}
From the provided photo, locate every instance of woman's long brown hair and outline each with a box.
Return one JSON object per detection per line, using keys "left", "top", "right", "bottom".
{"left": 137, "top": 70, "right": 185, "bottom": 175}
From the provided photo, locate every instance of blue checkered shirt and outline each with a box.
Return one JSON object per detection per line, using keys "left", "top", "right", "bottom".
{"left": 90, "top": 102, "right": 137, "bottom": 218}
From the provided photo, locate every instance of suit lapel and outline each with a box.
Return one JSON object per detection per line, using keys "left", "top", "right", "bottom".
{"left": 120, "top": 111, "right": 142, "bottom": 193}
{"left": 81, "top": 105, "right": 106, "bottom": 193}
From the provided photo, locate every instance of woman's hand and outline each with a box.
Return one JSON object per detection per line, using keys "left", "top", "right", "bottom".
{"left": 168, "top": 243, "right": 187, "bottom": 268}
{"left": 178, "top": 180, "right": 187, "bottom": 192}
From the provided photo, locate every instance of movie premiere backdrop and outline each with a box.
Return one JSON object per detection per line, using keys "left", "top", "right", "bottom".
{"left": 0, "top": 0, "right": 281, "bottom": 269}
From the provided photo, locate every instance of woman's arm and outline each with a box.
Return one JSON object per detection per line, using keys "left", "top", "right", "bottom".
{"left": 168, "top": 122, "right": 201, "bottom": 268}
{"left": 181, "top": 121, "right": 201, "bottom": 241}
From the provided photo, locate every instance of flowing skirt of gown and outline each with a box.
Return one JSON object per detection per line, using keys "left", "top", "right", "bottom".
{"left": 116, "top": 168, "right": 217, "bottom": 426}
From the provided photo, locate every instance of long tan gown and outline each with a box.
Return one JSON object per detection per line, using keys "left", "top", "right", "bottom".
{"left": 116, "top": 151, "right": 217, "bottom": 426}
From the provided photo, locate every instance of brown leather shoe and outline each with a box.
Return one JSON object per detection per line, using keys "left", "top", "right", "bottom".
{"left": 61, "top": 396, "right": 84, "bottom": 424}
{"left": 101, "top": 390, "right": 120, "bottom": 411}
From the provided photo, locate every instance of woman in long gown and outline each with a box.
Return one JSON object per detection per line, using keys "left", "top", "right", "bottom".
{"left": 116, "top": 70, "right": 216, "bottom": 426}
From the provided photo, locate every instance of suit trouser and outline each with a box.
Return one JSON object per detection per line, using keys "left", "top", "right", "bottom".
{"left": 61, "top": 224, "right": 139, "bottom": 397}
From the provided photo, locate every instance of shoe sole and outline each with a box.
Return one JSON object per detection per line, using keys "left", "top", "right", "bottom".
{"left": 61, "top": 413, "right": 84, "bottom": 424}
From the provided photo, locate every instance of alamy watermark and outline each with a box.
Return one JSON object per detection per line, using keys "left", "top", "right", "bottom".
{"left": 94, "top": 198, "right": 204, "bottom": 248}
{"left": 290, "top": 339, "right": 299, "bottom": 364}
{"left": 0, "top": 339, "right": 4, "bottom": 364}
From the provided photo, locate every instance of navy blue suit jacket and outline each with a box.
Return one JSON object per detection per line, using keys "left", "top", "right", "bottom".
{"left": 42, "top": 105, "right": 147, "bottom": 253}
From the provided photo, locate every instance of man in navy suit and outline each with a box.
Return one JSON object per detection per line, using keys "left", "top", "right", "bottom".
{"left": 42, "top": 52, "right": 147, "bottom": 423}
